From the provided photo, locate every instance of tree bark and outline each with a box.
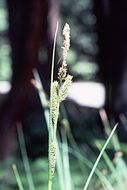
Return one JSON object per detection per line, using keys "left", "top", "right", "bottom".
{"left": 94, "top": 0, "right": 127, "bottom": 119}
{"left": 0, "top": 0, "right": 59, "bottom": 159}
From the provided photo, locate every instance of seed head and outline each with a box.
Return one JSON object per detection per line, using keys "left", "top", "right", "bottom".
{"left": 59, "top": 74, "right": 73, "bottom": 102}
{"left": 49, "top": 142, "right": 57, "bottom": 178}
{"left": 58, "top": 23, "right": 70, "bottom": 81}
{"left": 62, "top": 23, "right": 70, "bottom": 66}
{"left": 51, "top": 81, "right": 59, "bottom": 127}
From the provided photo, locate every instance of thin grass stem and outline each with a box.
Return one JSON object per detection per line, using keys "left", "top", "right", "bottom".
{"left": 83, "top": 123, "right": 118, "bottom": 190}
{"left": 48, "top": 22, "right": 59, "bottom": 190}
{"left": 33, "top": 69, "right": 49, "bottom": 128}
{"left": 49, "top": 21, "right": 59, "bottom": 141}
{"left": 17, "top": 123, "right": 35, "bottom": 190}
{"left": 12, "top": 164, "right": 24, "bottom": 190}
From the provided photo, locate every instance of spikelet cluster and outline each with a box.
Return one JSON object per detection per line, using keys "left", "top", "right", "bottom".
{"left": 58, "top": 23, "right": 70, "bottom": 81}
{"left": 58, "top": 65, "right": 67, "bottom": 81}
{"left": 51, "top": 23, "right": 72, "bottom": 126}
{"left": 62, "top": 23, "right": 70, "bottom": 66}
{"left": 59, "top": 74, "right": 73, "bottom": 102}
{"left": 49, "top": 142, "right": 57, "bottom": 178}
{"left": 51, "top": 81, "right": 59, "bottom": 127}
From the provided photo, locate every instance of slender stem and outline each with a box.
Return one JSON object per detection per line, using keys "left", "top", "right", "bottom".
{"left": 48, "top": 22, "right": 59, "bottom": 190}
{"left": 49, "top": 21, "right": 59, "bottom": 141}
{"left": 17, "top": 123, "right": 35, "bottom": 190}
{"left": 50, "top": 22, "right": 59, "bottom": 86}
{"left": 83, "top": 123, "right": 118, "bottom": 190}
{"left": 33, "top": 69, "right": 49, "bottom": 128}
{"left": 12, "top": 164, "right": 24, "bottom": 190}
{"left": 48, "top": 180, "right": 52, "bottom": 190}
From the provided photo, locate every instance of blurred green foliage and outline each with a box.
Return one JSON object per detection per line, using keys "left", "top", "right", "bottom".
{"left": 0, "top": 1, "right": 12, "bottom": 81}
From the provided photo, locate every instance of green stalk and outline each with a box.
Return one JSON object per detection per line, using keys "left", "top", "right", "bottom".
{"left": 49, "top": 21, "right": 59, "bottom": 141}
{"left": 99, "top": 109, "right": 121, "bottom": 151}
{"left": 48, "top": 22, "right": 59, "bottom": 190}
{"left": 12, "top": 164, "right": 24, "bottom": 190}
{"left": 96, "top": 142, "right": 125, "bottom": 190}
{"left": 48, "top": 180, "right": 52, "bottom": 190}
{"left": 68, "top": 147, "right": 114, "bottom": 190}
{"left": 17, "top": 123, "right": 35, "bottom": 190}
{"left": 61, "top": 130, "right": 72, "bottom": 190}
{"left": 83, "top": 123, "right": 118, "bottom": 190}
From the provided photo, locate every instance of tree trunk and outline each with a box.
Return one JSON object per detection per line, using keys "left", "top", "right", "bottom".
{"left": 0, "top": 0, "right": 59, "bottom": 159}
{"left": 94, "top": 0, "right": 127, "bottom": 119}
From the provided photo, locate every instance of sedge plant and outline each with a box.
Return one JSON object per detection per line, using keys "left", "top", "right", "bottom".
{"left": 48, "top": 23, "right": 73, "bottom": 190}
{"left": 11, "top": 22, "right": 120, "bottom": 190}
{"left": 32, "top": 23, "right": 118, "bottom": 190}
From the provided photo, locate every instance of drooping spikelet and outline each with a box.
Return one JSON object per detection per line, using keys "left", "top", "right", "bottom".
{"left": 51, "top": 81, "right": 59, "bottom": 127}
{"left": 59, "top": 74, "right": 73, "bottom": 102}
{"left": 49, "top": 142, "right": 57, "bottom": 178}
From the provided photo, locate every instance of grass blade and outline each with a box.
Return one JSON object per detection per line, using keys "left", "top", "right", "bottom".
{"left": 12, "top": 164, "right": 24, "bottom": 190}
{"left": 48, "top": 22, "right": 59, "bottom": 190}
{"left": 83, "top": 123, "right": 118, "bottom": 190}
{"left": 17, "top": 123, "right": 35, "bottom": 190}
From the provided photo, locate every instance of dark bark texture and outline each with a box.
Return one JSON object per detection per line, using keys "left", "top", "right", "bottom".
{"left": 0, "top": 0, "right": 59, "bottom": 159}
{"left": 94, "top": 0, "right": 127, "bottom": 119}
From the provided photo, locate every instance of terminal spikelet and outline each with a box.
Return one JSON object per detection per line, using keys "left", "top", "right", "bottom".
{"left": 58, "top": 23, "right": 70, "bottom": 81}
{"left": 62, "top": 23, "right": 70, "bottom": 66}
{"left": 59, "top": 74, "right": 73, "bottom": 102}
